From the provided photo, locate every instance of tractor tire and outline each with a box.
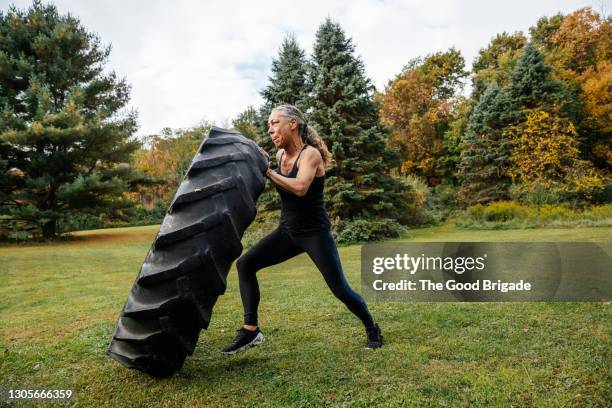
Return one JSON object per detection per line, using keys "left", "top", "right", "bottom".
{"left": 107, "top": 127, "right": 268, "bottom": 377}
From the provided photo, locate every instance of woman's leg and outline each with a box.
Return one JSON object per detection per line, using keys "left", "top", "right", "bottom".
{"left": 236, "top": 227, "right": 304, "bottom": 326}
{"left": 296, "top": 229, "right": 376, "bottom": 329}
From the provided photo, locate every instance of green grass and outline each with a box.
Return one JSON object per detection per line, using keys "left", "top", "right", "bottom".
{"left": 1, "top": 224, "right": 610, "bottom": 407}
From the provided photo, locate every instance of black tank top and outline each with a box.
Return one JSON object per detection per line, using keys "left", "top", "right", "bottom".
{"left": 275, "top": 145, "right": 332, "bottom": 235}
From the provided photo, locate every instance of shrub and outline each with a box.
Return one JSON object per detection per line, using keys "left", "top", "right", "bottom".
{"left": 400, "top": 175, "right": 460, "bottom": 225}
{"left": 430, "top": 183, "right": 459, "bottom": 210}
{"left": 124, "top": 202, "right": 167, "bottom": 226}
{"left": 537, "top": 204, "right": 576, "bottom": 221}
{"left": 590, "top": 180, "right": 612, "bottom": 204}
{"left": 459, "top": 201, "right": 612, "bottom": 229}
{"left": 397, "top": 175, "right": 431, "bottom": 225}
{"left": 333, "top": 218, "right": 407, "bottom": 245}
{"left": 468, "top": 201, "right": 533, "bottom": 222}
{"left": 582, "top": 204, "right": 612, "bottom": 220}
{"left": 509, "top": 173, "right": 609, "bottom": 207}
{"left": 509, "top": 183, "right": 567, "bottom": 206}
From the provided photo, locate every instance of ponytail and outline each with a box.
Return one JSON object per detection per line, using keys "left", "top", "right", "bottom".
{"left": 303, "top": 124, "right": 331, "bottom": 167}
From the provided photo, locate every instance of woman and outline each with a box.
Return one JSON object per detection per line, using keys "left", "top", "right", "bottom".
{"left": 221, "top": 104, "right": 382, "bottom": 354}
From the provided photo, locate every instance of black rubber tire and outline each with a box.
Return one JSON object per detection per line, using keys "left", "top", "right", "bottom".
{"left": 107, "top": 127, "right": 268, "bottom": 377}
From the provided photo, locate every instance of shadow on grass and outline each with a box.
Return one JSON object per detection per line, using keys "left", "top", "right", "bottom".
{"left": 0, "top": 225, "right": 159, "bottom": 248}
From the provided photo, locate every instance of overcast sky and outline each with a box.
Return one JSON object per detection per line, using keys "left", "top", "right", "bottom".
{"left": 2, "top": 0, "right": 607, "bottom": 137}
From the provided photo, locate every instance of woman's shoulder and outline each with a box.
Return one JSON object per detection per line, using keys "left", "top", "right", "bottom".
{"left": 303, "top": 145, "right": 322, "bottom": 161}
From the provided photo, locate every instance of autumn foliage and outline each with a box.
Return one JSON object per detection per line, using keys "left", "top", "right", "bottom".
{"left": 377, "top": 6, "right": 610, "bottom": 208}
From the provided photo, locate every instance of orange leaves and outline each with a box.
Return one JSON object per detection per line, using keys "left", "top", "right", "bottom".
{"left": 130, "top": 127, "right": 209, "bottom": 206}
{"left": 550, "top": 7, "right": 607, "bottom": 74}
{"left": 378, "top": 53, "right": 462, "bottom": 184}
{"left": 580, "top": 60, "right": 612, "bottom": 134}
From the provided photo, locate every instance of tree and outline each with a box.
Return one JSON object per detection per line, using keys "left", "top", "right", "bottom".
{"left": 419, "top": 48, "right": 467, "bottom": 101}
{"left": 505, "top": 110, "right": 604, "bottom": 201}
{"left": 440, "top": 96, "right": 474, "bottom": 185}
{"left": 377, "top": 49, "right": 467, "bottom": 185}
{"left": 529, "top": 13, "right": 565, "bottom": 49}
{"left": 549, "top": 7, "right": 609, "bottom": 76}
{"left": 580, "top": 59, "right": 612, "bottom": 168}
{"left": 471, "top": 32, "right": 527, "bottom": 100}
{"left": 0, "top": 1, "right": 141, "bottom": 238}
{"left": 232, "top": 106, "right": 259, "bottom": 142}
{"left": 505, "top": 43, "right": 571, "bottom": 115}
{"left": 507, "top": 110, "right": 582, "bottom": 183}
{"left": 545, "top": 7, "right": 611, "bottom": 169}
{"left": 457, "top": 82, "right": 515, "bottom": 206}
{"left": 130, "top": 125, "right": 211, "bottom": 207}
{"left": 307, "top": 19, "right": 411, "bottom": 230}
{"left": 255, "top": 35, "right": 310, "bottom": 211}
{"left": 257, "top": 34, "right": 309, "bottom": 152}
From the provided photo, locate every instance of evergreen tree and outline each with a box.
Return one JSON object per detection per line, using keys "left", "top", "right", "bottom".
{"left": 307, "top": 19, "right": 409, "bottom": 230}
{"left": 459, "top": 43, "right": 585, "bottom": 206}
{"left": 257, "top": 34, "right": 309, "bottom": 151}
{"left": 505, "top": 43, "right": 571, "bottom": 116}
{"left": 440, "top": 96, "right": 474, "bottom": 186}
{"left": 503, "top": 42, "right": 601, "bottom": 198}
{"left": 471, "top": 32, "right": 527, "bottom": 100}
{"left": 0, "top": 2, "right": 141, "bottom": 238}
{"left": 457, "top": 82, "right": 515, "bottom": 205}
{"left": 256, "top": 34, "right": 309, "bottom": 211}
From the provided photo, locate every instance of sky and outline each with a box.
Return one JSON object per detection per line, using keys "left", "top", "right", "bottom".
{"left": 1, "top": 0, "right": 607, "bottom": 137}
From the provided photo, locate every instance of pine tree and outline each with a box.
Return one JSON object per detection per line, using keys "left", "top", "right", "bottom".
{"left": 257, "top": 34, "right": 309, "bottom": 151}
{"left": 307, "top": 19, "right": 409, "bottom": 231}
{"left": 457, "top": 82, "right": 515, "bottom": 205}
{"left": 505, "top": 43, "right": 568, "bottom": 114}
{"left": 458, "top": 43, "right": 584, "bottom": 207}
{"left": 256, "top": 34, "right": 309, "bottom": 211}
{"left": 471, "top": 32, "right": 527, "bottom": 100}
{"left": 0, "top": 2, "right": 141, "bottom": 238}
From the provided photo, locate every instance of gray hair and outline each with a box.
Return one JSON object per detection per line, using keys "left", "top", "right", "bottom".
{"left": 271, "top": 104, "right": 332, "bottom": 166}
{"left": 272, "top": 104, "right": 309, "bottom": 141}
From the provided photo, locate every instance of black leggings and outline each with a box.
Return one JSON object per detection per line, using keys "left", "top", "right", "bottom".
{"left": 236, "top": 227, "right": 375, "bottom": 329}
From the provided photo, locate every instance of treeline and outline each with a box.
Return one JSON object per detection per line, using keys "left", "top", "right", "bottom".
{"left": 376, "top": 7, "right": 610, "bottom": 208}
{"left": 222, "top": 7, "right": 611, "bottom": 240}
{"left": 135, "top": 20, "right": 421, "bottom": 243}
{"left": 0, "top": 2, "right": 144, "bottom": 239}
{"left": 1, "top": 2, "right": 609, "bottom": 241}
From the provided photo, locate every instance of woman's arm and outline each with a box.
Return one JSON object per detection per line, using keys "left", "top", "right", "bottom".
{"left": 267, "top": 148, "right": 321, "bottom": 197}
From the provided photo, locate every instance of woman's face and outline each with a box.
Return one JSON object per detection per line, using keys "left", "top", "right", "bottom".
{"left": 268, "top": 110, "right": 297, "bottom": 149}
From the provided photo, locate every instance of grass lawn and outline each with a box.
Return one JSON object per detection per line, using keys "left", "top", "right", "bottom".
{"left": 1, "top": 223, "right": 610, "bottom": 407}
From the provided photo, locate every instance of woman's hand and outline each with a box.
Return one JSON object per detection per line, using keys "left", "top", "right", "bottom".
{"left": 258, "top": 147, "right": 273, "bottom": 178}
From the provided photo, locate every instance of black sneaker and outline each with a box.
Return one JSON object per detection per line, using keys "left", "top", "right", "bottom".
{"left": 366, "top": 324, "right": 383, "bottom": 349}
{"left": 221, "top": 327, "right": 265, "bottom": 355}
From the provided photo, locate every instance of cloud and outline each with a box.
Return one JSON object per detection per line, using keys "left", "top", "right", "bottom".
{"left": 3, "top": 0, "right": 595, "bottom": 136}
